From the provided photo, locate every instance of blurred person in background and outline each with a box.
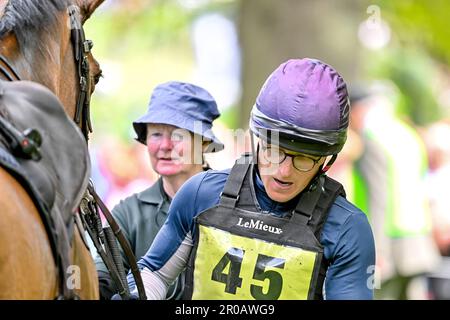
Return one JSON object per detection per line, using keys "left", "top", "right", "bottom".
{"left": 326, "top": 127, "right": 364, "bottom": 202}
{"left": 90, "top": 137, "right": 156, "bottom": 210}
{"left": 348, "top": 83, "right": 440, "bottom": 300}
{"left": 423, "top": 120, "right": 450, "bottom": 299}
{"left": 94, "top": 81, "right": 224, "bottom": 299}
{"left": 119, "top": 58, "right": 375, "bottom": 300}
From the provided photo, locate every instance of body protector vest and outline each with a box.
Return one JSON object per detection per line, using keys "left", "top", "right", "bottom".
{"left": 184, "top": 155, "right": 345, "bottom": 300}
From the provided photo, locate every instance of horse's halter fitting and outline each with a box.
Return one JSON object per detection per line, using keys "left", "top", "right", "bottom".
{"left": 69, "top": 5, "right": 93, "bottom": 142}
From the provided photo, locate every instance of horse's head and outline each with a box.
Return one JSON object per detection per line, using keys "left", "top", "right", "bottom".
{"left": 0, "top": 0, "right": 105, "bottom": 139}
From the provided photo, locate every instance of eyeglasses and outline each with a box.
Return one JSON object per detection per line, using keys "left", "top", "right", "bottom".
{"left": 260, "top": 143, "right": 322, "bottom": 172}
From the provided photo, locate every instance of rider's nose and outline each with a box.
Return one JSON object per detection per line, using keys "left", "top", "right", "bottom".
{"left": 278, "top": 156, "right": 295, "bottom": 177}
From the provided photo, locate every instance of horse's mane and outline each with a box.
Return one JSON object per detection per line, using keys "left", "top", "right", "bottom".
{"left": 0, "top": 0, "right": 71, "bottom": 44}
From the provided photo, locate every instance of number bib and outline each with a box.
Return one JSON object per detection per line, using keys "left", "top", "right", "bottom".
{"left": 192, "top": 225, "right": 318, "bottom": 300}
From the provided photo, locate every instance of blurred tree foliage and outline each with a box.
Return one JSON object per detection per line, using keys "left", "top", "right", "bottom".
{"left": 85, "top": 0, "right": 239, "bottom": 142}
{"left": 238, "top": 0, "right": 363, "bottom": 130}
{"left": 367, "top": 48, "right": 442, "bottom": 126}
{"left": 85, "top": 0, "right": 449, "bottom": 139}
{"left": 84, "top": 0, "right": 195, "bottom": 142}
{"left": 377, "top": 0, "right": 450, "bottom": 65}
{"left": 367, "top": 0, "right": 450, "bottom": 125}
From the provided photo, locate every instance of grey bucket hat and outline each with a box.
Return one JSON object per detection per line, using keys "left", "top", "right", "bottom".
{"left": 133, "top": 81, "right": 224, "bottom": 152}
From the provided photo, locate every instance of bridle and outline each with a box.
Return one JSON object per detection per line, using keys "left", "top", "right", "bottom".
{"left": 0, "top": 4, "right": 146, "bottom": 300}
{"left": 67, "top": 5, "right": 146, "bottom": 300}
{"left": 68, "top": 5, "right": 93, "bottom": 142}
{"left": 0, "top": 5, "right": 92, "bottom": 142}
{"left": 0, "top": 55, "right": 21, "bottom": 81}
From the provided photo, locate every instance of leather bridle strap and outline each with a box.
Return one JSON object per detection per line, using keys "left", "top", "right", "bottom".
{"left": 79, "top": 187, "right": 131, "bottom": 299}
{"left": 89, "top": 184, "right": 148, "bottom": 300}
{"left": 68, "top": 5, "right": 92, "bottom": 142}
{"left": 68, "top": 8, "right": 146, "bottom": 299}
{"left": 0, "top": 55, "right": 21, "bottom": 81}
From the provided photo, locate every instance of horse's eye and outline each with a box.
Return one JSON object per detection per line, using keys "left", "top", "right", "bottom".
{"left": 93, "top": 70, "right": 103, "bottom": 85}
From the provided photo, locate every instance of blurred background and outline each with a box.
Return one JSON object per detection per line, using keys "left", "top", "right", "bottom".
{"left": 84, "top": 0, "right": 450, "bottom": 299}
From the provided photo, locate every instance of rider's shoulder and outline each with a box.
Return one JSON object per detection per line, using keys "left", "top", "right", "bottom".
{"left": 325, "top": 195, "right": 371, "bottom": 240}
{"left": 176, "top": 168, "right": 231, "bottom": 206}
{"left": 186, "top": 168, "right": 231, "bottom": 188}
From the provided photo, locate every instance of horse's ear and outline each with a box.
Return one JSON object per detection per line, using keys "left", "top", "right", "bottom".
{"left": 78, "top": 0, "right": 105, "bottom": 23}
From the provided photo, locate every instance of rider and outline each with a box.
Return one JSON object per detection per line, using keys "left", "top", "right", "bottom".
{"left": 123, "top": 58, "right": 376, "bottom": 300}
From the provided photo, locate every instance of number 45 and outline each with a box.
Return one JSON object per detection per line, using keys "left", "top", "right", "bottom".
{"left": 211, "top": 247, "right": 286, "bottom": 300}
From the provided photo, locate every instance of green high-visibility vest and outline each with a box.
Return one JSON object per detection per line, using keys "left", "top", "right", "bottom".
{"left": 350, "top": 118, "right": 431, "bottom": 238}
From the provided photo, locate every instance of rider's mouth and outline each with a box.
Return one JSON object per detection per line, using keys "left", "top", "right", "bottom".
{"left": 273, "top": 178, "right": 293, "bottom": 187}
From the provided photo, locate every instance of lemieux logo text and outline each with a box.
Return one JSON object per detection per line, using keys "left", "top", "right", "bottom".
{"left": 236, "top": 217, "right": 283, "bottom": 234}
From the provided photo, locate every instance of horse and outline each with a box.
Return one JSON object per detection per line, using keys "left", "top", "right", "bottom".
{"left": 0, "top": 0, "right": 105, "bottom": 299}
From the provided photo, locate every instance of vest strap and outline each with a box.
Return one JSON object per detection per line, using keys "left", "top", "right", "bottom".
{"left": 219, "top": 155, "right": 252, "bottom": 209}
{"left": 292, "top": 176, "right": 325, "bottom": 225}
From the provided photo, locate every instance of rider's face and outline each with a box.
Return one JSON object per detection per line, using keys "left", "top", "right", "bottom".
{"left": 257, "top": 142, "right": 325, "bottom": 203}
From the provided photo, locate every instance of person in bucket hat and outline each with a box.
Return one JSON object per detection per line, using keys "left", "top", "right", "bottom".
{"left": 119, "top": 59, "right": 375, "bottom": 300}
{"left": 95, "top": 81, "right": 223, "bottom": 299}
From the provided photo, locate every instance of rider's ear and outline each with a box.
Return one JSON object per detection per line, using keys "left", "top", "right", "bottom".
{"left": 78, "top": 0, "right": 105, "bottom": 23}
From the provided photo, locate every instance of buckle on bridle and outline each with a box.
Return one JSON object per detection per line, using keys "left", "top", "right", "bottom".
{"left": 83, "top": 40, "right": 93, "bottom": 53}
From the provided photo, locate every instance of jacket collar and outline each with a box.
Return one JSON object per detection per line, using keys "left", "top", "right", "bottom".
{"left": 137, "top": 177, "right": 169, "bottom": 205}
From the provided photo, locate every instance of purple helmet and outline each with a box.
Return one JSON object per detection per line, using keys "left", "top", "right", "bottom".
{"left": 249, "top": 58, "right": 350, "bottom": 156}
